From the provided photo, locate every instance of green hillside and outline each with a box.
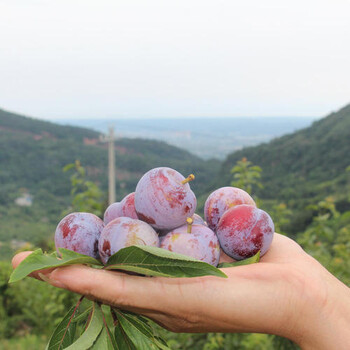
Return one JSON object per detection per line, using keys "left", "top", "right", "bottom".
{"left": 0, "top": 108, "right": 220, "bottom": 196}
{"left": 215, "top": 104, "right": 350, "bottom": 205}
{"left": 0, "top": 108, "right": 220, "bottom": 258}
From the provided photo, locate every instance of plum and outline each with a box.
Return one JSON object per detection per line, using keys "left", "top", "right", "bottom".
{"left": 192, "top": 213, "right": 206, "bottom": 225}
{"left": 98, "top": 217, "right": 159, "bottom": 264}
{"left": 204, "top": 186, "right": 256, "bottom": 232}
{"left": 135, "top": 167, "right": 197, "bottom": 230}
{"left": 55, "top": 212, "right": 104, "bottom": 259}
{"left": 160, "top": 218, "right": 220, "bottom": 266}
{"left": 216, "top": 204, "right": 274, "bottom": 260}
{"left": 104, "top": 192, "right": 138, "bottom": 224}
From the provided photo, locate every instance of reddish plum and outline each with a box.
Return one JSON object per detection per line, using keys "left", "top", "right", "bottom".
{"left": 160, "top": 218, "right": 220, "bottom": 266}
{"left": 135, "top": 167, "right": 197, "bottom": 230}
{"left": 216, "top": 204, "right": 274, "bottom": 260}
{"left": 55, "top": 212, "right": 104, "bottom": 259}
{"left": 204, "top": 187, "right": 256, "bottom": 232}
{"left": 98, "top": 217, "right": 159, "bottom": 264}
{"left": 104, "top": 192, "right": 138, "bottom": 224}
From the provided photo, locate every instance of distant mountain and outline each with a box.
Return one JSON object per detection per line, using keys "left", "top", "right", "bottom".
{"left": 0, "top": 108, "right": 98, "bottom": 140}
{"left": 55, "top": 116, "right": 317, "bottom": 160}
{"left": 214, "top": 104, "right": 350, "bottom": 206}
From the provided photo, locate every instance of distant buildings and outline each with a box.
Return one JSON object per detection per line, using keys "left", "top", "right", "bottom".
{"left": 83, "top": 137, "right": 99, "bottom": 145}
{"left": 15, "top": 192, "right": 33, "bottom": 206}
{"left": 10, "top": 239, "right": 31, "bottom": 250}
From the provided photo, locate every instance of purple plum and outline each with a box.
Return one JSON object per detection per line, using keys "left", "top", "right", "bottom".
{"left": 55, "top": 212, "right": 104, "bottom": 258}
{"left": 160, "top": 220, "right": 220, "bottom": 266}
{"left": 135, "top": 167, "right": 197, "bottom": 230}
{"left": 98, "top": 217, "right": 159, "bottom": 264}
{"left": 104, "top": 192, "right": 138, "bottom": 224}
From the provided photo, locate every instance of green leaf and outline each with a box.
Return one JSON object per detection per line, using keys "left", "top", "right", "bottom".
{"left": 46, "top": 299, "right": 84, "bottom": 350}
{"left": 218, "top": 251, "right": 260, "bottom": 268}
{"left": 72, "top": 306, "right": 93, "bottom": 324}
{"left": 115, "top": 324, "right": 136, "bottom": 350}
{"left": 115, "top": 310, "right": 159, "bottom": 350}
{"left": 64, "top": 302, "right": 103, "bottom": 350}
{"left": 63, "top": 163, "right": 75, "bottom": 172}
{"left": 97, "top": 304, "right": 118, "bottom": 349}
{"left": 121, "top": 313, "right": 170, "bottom": 350}
{"left": 105, "top": 245, "right": 227, "bottom": 278}
{"left": 90, "top": 327, "right": 115, "bottom": 350}
{"left": 118, "top": 312, "right": 154, "bottom": 338}
{"left": 9, "top": 248, "right": 102, "bottom": 283}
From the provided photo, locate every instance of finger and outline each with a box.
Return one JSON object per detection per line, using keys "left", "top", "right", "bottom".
{"left": 12, "top": 251, "right": 33, "bottom": 269}
{"left": 11, "top": 251, "right": 164, "bottom": 312}
{"left": 11, "top": 253, "right": 216, "bottom": 331}
{"left": 11, "top": 251, "right": 209, "bottom": 317}
{"left": 46, "top": 264, "right": 201, "bottom": 312}
{"left": 12, "top": 251, "right": 61, "bottom": 282}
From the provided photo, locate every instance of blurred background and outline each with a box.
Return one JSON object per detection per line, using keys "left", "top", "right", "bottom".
{"left": 0, "top": 0, "right": 349, "bottom": 349}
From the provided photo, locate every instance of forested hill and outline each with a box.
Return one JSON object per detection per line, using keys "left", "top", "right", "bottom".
{"left": 0, "top": 108, "right": 98, "bottom": 140}
{"left": 0, "top": 108, "right": 220, "bottom": 205}
{"left": 215, "top": 104, "right": 350, "bottom": 204}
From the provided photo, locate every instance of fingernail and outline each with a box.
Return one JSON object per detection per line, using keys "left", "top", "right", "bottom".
{"left": 38, "top": 272, "right": 67, "bottom": 289}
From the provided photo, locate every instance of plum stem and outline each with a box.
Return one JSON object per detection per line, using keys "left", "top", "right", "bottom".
{"left": 187, "top": 217, "right": 193, "bottom": 233}
{"left": 181, "top": 174, "right": 195, "bottom": 184}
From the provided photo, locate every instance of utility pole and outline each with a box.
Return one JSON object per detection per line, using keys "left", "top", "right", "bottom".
{"left": 100, "top": 126, "right": 116, "bottom": 205}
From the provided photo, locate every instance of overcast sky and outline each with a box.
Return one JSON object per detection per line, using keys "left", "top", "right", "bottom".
{"left": 0, "top": 0, "right": 349, "bottom": 120}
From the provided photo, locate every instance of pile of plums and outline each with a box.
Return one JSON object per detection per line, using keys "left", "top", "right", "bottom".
{"left": 55, "top": 167, "right": 274, "bottom": 266}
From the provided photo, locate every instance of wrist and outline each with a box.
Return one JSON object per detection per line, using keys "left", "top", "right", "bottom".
{"left": 290, "top": 261, "right": 350, "bottom": 350}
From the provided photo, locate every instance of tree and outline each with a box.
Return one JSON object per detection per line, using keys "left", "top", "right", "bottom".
{"left": 298, "top": 196, "right": 350, "bottom": 286}
{"left": 62, "top": 161, "right": 106, "bottom": 217}
{"left": 231, "top": 158, "right": 263, "bottom": 195}
{"left": 270, "top": 202, "right": 292, "bottom": 235}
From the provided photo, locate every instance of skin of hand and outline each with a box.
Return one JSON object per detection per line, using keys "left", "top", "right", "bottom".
{"left": 12, "top": 233, "right": 350, "bottom": 350}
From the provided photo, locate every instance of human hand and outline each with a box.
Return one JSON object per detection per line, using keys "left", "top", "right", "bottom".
{"left": 12, "top": 233, "right": 350, "bottom": 349}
